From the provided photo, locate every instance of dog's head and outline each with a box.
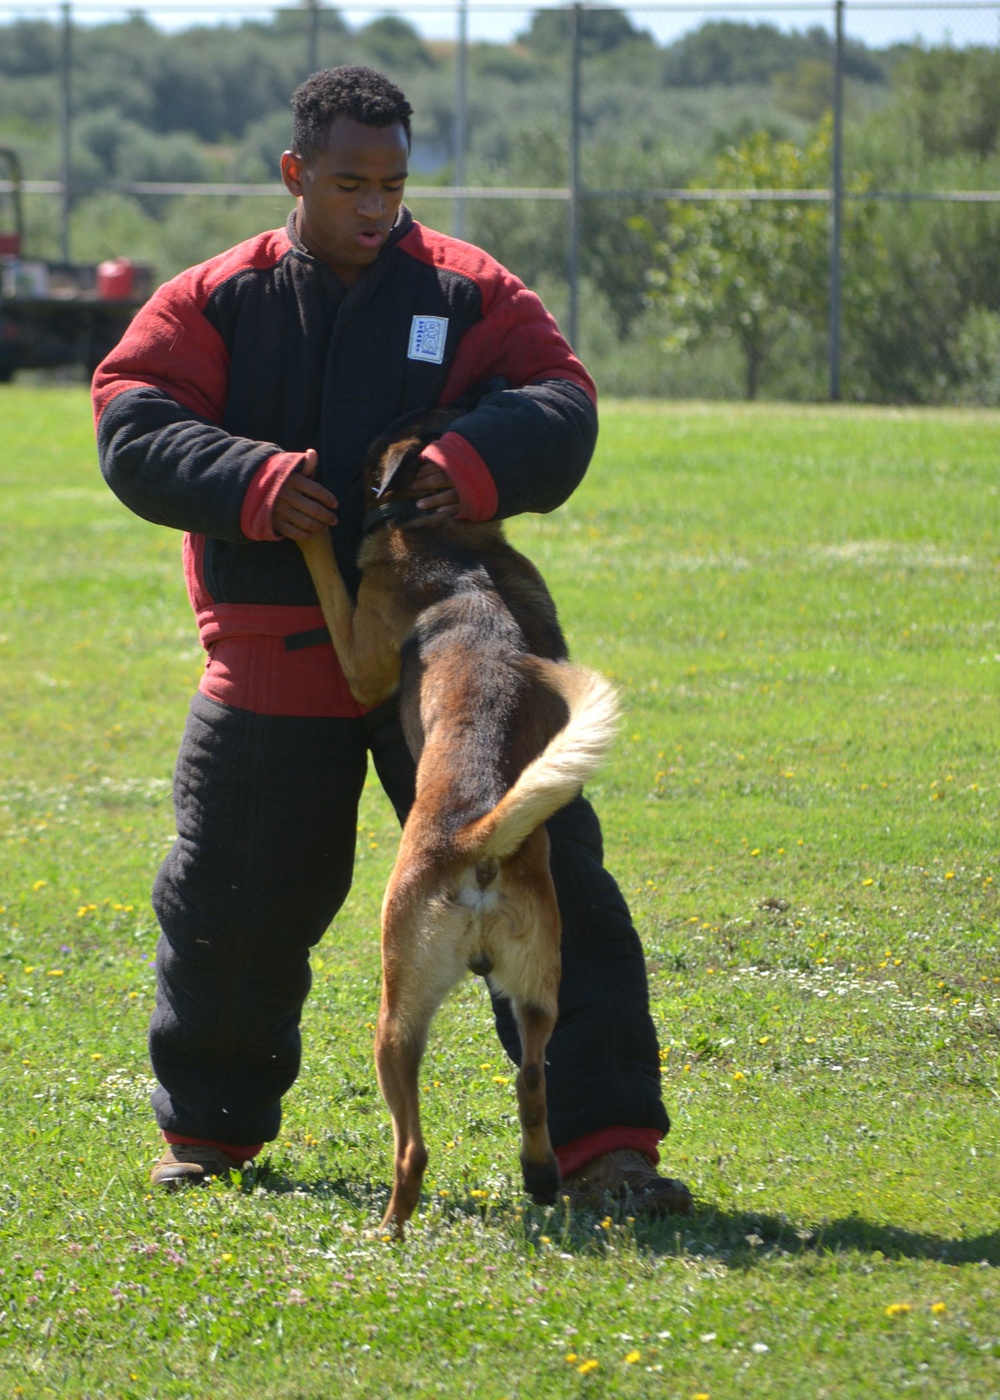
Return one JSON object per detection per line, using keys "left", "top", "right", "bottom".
{"left": 361, "top": 377, "right": 509, "bottom": 512}
{"left": 364, "top": 406, "right": 460, "bottom": 505}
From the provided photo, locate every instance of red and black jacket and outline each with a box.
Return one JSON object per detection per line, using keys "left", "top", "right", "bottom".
{"left": 93, "top": 208, "right": 597, "bottom": 717}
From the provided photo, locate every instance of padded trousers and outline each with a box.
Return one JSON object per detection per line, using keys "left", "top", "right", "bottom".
{"left": 149, "top": 690, "right": 669, "bottom": 1148}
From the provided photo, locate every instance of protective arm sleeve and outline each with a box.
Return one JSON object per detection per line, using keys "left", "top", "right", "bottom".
{"left": 428, "top": 277, "right": 598, "bottom": 522}
{"left": 92, "top": 284, "right": 298, "bottom": 542}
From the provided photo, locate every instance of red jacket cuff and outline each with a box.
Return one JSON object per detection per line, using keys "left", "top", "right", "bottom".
{"left": 163, "top": 1131, "right": 263, "bottom": 1161}
{"left": 239, "top": 451, "right": 305, "bottom": 541}
{"left": 421, "top": 431, "right": 498, "bottom": 522}
{"left": 555, "top": 1126, "right": 663, "bottom": 1177}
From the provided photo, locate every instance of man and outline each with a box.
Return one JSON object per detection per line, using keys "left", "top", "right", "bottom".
{"left": 92, "top": 65, "right": 691, "bottom": 1216}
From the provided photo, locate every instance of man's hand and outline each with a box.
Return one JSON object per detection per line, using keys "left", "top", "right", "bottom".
{"left": 412, "top": 459, "right": 460, "bottom": 517}
{"left": 273, "top": 449, "right": 339, "bottom": 540}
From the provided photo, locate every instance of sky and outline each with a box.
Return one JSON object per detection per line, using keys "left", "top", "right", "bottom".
{"left": 0, "top": 0, "right": 995, "bottom": 51}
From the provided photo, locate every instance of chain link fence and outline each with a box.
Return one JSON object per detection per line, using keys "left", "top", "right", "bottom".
{"left": 1, "top": 1, "right": 998, "bottom": 401}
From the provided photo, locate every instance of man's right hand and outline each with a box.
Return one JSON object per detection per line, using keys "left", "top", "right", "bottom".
{"left": 272, "top": 449, "right": 339, "bottom": 541}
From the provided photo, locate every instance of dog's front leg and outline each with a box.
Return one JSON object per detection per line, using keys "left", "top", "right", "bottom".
{"left": 297, "top": 531, "right": 400, "bottom": 706}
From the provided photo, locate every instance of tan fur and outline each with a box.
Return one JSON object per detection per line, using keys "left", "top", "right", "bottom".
{"left": 297, "top": 420, "right": 619, "bottom": 1238}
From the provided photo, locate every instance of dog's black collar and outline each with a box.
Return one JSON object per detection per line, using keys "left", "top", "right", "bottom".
{"left": 362, "top": 497, "right": 425, "bottom": 536}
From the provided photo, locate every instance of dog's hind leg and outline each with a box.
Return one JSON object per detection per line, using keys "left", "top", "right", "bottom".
{"left": 374, "top": 869, "right": 462, "bottom": 1239}
{"left": 374, "top": 997, "right": 430, "bottom": 1240}
{"left": 494, "top": 833, "right": 562, "bottom": 1207}
{"left": 512, "top": 997, "right": 561, "bottom": 1206}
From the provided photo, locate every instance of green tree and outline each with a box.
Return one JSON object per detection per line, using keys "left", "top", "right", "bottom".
{"left": 517, "top": 7, "right": 652, "bottom": 60}
{"left": 467, "top": 117, "right": 693, "bottom": 341}
{"left": 642, "top": 120, "right": 876, "bottom": 399}
{"left": 846, "top": 51, "right": 1000, "bottom": 401}
{"left": 659, "top": 21, "right": 885, "bottom": 88}
{"left": 0, "top": 18, "right": 58, "bottom": 75}
{"left": 897, "top": 45, "right": 1000, "bottom": 160}
{"left": 354, "top": 16, "right": 436, "bottom": 73}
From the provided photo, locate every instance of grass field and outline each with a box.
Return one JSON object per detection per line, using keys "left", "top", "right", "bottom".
{"left": 1, "top": 389, "right": 997, "bottom": 1398}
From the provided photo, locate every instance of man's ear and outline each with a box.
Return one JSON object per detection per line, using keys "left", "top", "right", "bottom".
{"left": 281, "top": 151, "right": 304, "bottom": 197}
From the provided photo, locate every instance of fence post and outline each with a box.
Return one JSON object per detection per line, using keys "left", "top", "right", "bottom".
{"left": 454, "top": 0, "right": 468, "bottom": 239}
{"left": 828, "top": 0, "right": 845, "bottom": 400}
{"left": 305, "top": 0, "right": 320, "bottom": 76}
{"left": 59, "top": 0, "right": 72, "bottom": 262}
{"left": 567, "top": 3, "right": 582, "bottom": 349}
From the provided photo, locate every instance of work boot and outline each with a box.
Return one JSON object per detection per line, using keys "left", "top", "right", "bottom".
{"left": 563, "top": 1149, "right": 693, "bottom": 1216}
{"left": 150, "top": 1142, "right": 245, "bottom": 1189}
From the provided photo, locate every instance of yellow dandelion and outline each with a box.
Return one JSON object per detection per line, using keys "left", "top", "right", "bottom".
{"left": 31, "top": 880, "right": 47, "bottom": 892}
{"left": 492, "top": 1075, "right": 510, "bottom": 1085}
{"left": 565, "top": 1353, "right": 578, "bottom": 1364}
{"left": 577, "top": 1359, "right": 599, "bottom": 1375}
{"left": 930, "top": 1302, "right": 947, "bottom": 1314}
{"left": 624, "top": 1349, "right": 641, "bottom": 1364}
{"left": 885, "top": 1302, "right": 911, "bottom": 1317}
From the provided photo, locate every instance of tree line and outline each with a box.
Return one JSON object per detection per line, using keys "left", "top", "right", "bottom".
{"left": 1, "top": 6, "right": 998, "bottom": 403}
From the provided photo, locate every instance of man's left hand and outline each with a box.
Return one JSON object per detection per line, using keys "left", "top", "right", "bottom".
{"left": 412, "top": 459, "right": 460, "bottom": 517}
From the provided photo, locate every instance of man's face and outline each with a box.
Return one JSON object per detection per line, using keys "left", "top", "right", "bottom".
{"left": 281, "top": 116, "right": 409, "bottom": 283}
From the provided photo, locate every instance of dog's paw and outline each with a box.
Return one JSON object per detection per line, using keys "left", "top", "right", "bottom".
{"left": 522, "top": 1155, "right": 561, "bottom": 1207}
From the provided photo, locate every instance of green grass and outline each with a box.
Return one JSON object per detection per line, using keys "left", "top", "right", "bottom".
{"left": 1, "top": 390, "right": 997, "bottom": 1398}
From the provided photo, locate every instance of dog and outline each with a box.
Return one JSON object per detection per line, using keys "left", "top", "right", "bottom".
{"left": 297, "top": 407, "right": 620, "bottom": 1238}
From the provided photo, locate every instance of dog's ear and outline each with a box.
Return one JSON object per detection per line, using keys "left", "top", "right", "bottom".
{"left": 375, "top": 439, "right": 426, "bottom": 501}
{"left": 363, "top": 407, "right": 458, "bottom": 498}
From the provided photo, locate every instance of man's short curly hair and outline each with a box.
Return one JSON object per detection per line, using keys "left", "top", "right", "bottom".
{"left": 291, "top": 66, "right": 412, "bottom": 162}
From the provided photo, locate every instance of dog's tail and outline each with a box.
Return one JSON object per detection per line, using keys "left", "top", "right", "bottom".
{"left": 457, "top": 659, "right": 621, "bottom": 862}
